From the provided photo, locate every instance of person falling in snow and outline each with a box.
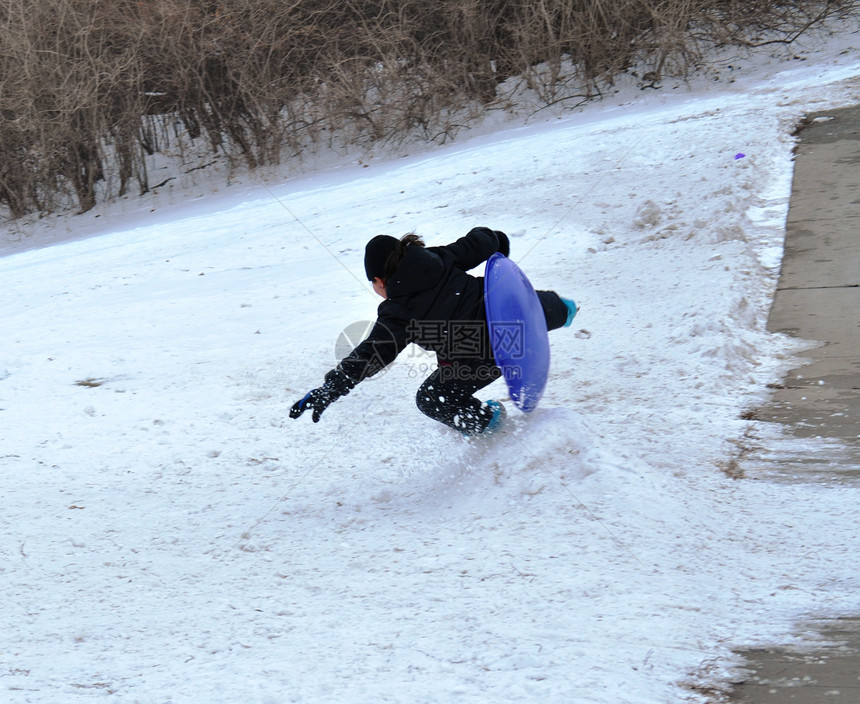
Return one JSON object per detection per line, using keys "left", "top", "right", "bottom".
{"left": 290, "top": 227, "right": 577, "bottom": 435}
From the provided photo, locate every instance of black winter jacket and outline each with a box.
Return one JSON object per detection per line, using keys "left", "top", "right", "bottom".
{"left": 335, "top": 227, "right": 509, "bottom": 389}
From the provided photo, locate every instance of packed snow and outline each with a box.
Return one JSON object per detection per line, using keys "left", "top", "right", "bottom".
{"left": 2, "top": 27, "right": 859, "bottom": 704}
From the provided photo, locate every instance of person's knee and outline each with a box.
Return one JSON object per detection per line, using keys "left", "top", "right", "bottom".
{"left": 538, "top": 290, "right": 568, "bottom": 331}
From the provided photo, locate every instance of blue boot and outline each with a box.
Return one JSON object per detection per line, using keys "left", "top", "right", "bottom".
{"left": 483, "top": 400, "right": 507, "bottom": 435}
{"left": 561, "top": 298, "right": 578, "bottom": 327}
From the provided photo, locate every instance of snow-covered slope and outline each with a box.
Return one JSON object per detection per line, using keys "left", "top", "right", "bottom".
{"left": 2, "top": 30, "right": 859, "bottom": 704}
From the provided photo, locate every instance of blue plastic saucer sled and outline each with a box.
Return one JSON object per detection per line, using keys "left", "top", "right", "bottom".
{"left": 483, "top": 253, "right": 550, "bottom": 413}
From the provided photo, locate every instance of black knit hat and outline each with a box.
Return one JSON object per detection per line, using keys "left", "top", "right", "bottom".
{"left": 364, "top": 235, "right": 399, "bottom": 281}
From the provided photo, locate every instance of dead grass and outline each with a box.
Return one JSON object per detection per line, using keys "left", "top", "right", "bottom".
{"left": 0, "top": 0, "right": 855, "bottom": 218}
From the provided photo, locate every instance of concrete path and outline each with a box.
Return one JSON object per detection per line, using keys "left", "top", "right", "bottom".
{"left": 725, "top": 105, "right": 860, "bottom": 702}
{"left": 729, "top": 618, "right": 860, "bottom": 703}
{"left": 749, "top": 104, "right": 860, "bottom": 478}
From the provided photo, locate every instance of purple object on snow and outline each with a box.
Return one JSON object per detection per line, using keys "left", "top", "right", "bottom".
{"left": 483, "top": 253, "right": 550, "bottom": 413}
{"left": 734, "top": 152, "right": 746, "bottom": 160}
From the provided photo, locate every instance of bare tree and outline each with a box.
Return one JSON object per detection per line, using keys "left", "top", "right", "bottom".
{"left": 1, "top": 0, "right": 854, "bottom": 218}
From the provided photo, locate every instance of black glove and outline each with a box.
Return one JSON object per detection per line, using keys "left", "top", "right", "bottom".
{"left": 494, "top": 230, "right": 510, "bottom": 258}
{"left": 290, "top": 369, "right": 354, "bottom": 423}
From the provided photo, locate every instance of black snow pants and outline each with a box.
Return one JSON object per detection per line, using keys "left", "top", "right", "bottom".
{"left": 415, "top": 290, "right": 568, "bottom": 434}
